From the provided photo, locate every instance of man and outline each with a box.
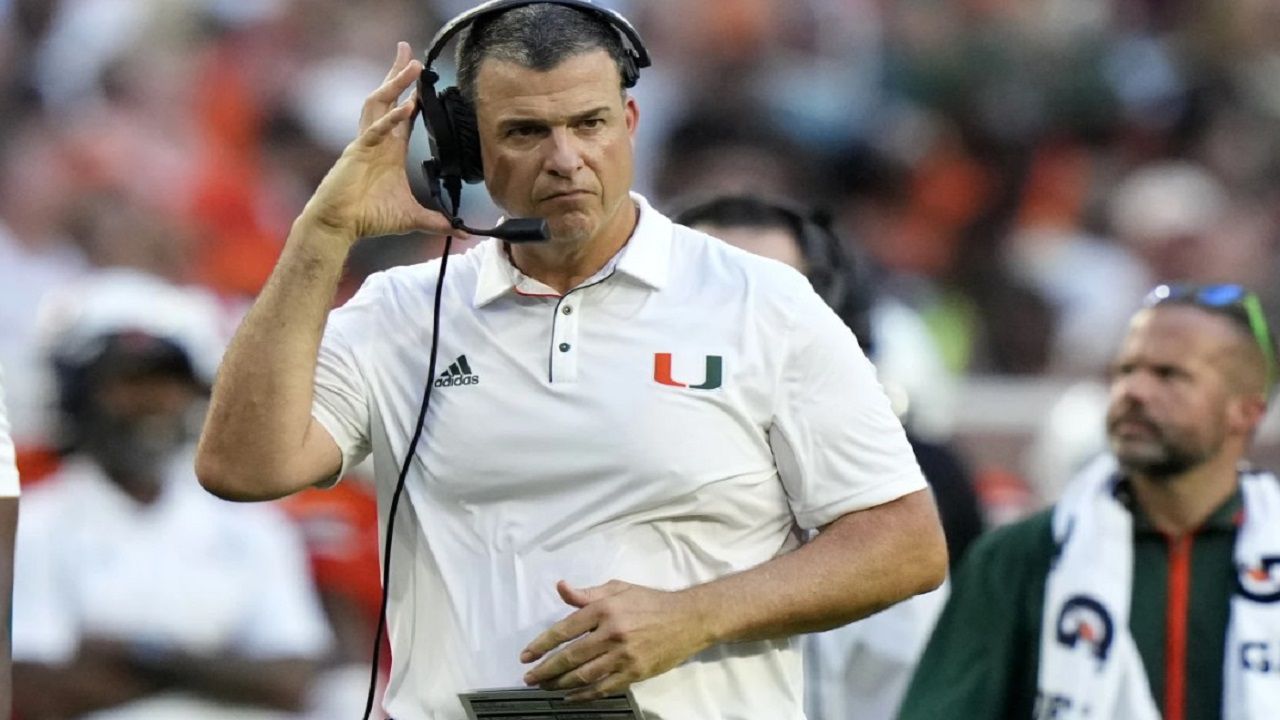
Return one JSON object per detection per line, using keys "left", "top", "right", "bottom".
{"left": 0, "top": 367, "right": 19, "bottom": 717}
{"left": 196, "top": 4, "right": 946, "bottom": 718}
{"left": 899, "top": 283, "right": 1280, "bottom": 720}
{"left": 675, "top": 194, "right": 980, "bottom": 720}
{"left": 13, "top": 269, "right": 332, "bottom": 719}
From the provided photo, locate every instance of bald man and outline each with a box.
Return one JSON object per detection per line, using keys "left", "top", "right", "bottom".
{"left": 899, "top": 284, "right": 1280, "bottom": 720}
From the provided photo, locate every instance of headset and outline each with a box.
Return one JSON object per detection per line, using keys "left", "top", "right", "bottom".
{"left": 364, "top": 3, "right": 650, "bottom": 718}
{"left": 412, "top": 0, "right": 651, "bottom": 241}
{"left": 673, "top": 195, "right": 877, "bottom": 354}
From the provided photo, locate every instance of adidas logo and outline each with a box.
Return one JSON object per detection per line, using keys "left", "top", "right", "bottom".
{"left": 434, "top": 355, "right": 480, "bottom": 388}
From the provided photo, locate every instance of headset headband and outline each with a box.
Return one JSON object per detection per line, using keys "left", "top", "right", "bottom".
{"left": 424, "top": 0, "right": 651, "bottom": 83}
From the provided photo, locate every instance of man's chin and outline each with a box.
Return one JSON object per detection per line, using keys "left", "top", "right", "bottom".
{"left": 545, "top": 215, "right": 595, "bottom": 246}
{"left": 1112, "top": 445, "right": 1197, "bottom": 480}
{"left": 1111, "top": 440, "right": 1170, "bottom": 474}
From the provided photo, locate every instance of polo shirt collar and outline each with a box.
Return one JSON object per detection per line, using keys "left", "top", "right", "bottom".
{"left": 473, "top": 192, "right": 671, "bottom": 308}
{"left": 614, "top": 193, "right": 672, "bottom": 290}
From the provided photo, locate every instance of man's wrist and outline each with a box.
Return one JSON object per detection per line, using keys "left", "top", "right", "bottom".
{"left": 293, "top": 207, "right": 359, "bottom": 251}
{"left": 676, "top": 584, "right": 727, "bottom": 652}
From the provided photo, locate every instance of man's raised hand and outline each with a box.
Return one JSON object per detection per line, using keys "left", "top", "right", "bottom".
{"left": 301, "top": 41, "right": 459, "bottom": 242}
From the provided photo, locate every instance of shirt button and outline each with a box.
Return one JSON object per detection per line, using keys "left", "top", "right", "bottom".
{"left": 559, "top": 342, "right": 571, "bottom": 352}
{"left": 562, "top": 306, "right": 573, "bottom": 316}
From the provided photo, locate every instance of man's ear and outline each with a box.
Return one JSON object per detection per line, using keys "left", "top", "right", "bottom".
{"left": 1229, "top": 392, "right": 1269, "bottom": 437}
{"left": 624, "top": 95, "right": 639, "bottom": 138}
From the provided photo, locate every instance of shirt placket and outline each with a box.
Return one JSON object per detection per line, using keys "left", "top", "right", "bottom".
{"left": 549, "top": 292, "right": 581, "bottom": 383}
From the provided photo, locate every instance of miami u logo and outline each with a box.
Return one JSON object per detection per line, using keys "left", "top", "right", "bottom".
{"left": 1238, "top": 557, "right": 1280, "bottom": 604}
{"left": 653, "top": 353, "right": 723, "bottom": 390}
{"left": 1055, "top": 595, "right": 1115, "bottom": 664}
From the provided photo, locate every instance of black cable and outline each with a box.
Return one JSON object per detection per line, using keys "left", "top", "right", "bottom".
{"left": 362, "top": 232, "right": 455, "bottom": 720}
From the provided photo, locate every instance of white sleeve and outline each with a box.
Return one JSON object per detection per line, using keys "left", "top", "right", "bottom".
{"left": 769, "top": 286, "right": 927, "bottom": 530}
{"left": 12, "top": 496, "right": 77, "bottom": 663}
{"left": 231, "top": 504, "right": 333, "bottom": 659}
{"left": 0, "top": 365, "right": 20, "bottom": 497}
{"left": 310, "top": 276, "right": 390, "bottom": 482}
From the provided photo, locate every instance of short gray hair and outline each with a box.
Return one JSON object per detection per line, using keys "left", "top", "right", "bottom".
{"left": 455, "top": 4, "right": 630, "bottom": 103}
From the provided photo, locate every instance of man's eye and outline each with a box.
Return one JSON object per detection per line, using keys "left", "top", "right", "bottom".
{"left": 507, "top": 126, "right": 541, "bottom": 138}
{"left": 579, "top": 118, "right": 604, "bottom": 130}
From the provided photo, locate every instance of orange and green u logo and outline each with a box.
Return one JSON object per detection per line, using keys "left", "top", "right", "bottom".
{"left": 654, "top": 353, "right": 723, "bottom": 390}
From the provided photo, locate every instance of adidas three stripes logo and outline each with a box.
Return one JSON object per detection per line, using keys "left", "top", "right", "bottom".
{"left": 433, "top": 355, "right": 480, "bottom": 387}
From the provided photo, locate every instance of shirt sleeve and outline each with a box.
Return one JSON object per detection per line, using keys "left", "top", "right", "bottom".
{"left": 769, "top": 285, "right": 927, "bottom": 529}
{"left": 0, "top": 365, "right": 21, "bottom": 497}
{"left": 231, "top": 503, "right": 333, "bottom": 659}
{"left": 310, "top": 275, "right": 390, "bottom": 483}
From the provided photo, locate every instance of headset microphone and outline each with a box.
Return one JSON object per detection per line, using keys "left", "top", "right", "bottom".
{"left": 418, "top": 152, "right": 550, "bottom": 242}
{"left": 473, "top": 217, "right": 551, "bottom": 242}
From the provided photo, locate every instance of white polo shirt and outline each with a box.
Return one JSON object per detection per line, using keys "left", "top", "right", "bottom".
{"left": 311, "top": 193, "right": 926, "bottom": 720}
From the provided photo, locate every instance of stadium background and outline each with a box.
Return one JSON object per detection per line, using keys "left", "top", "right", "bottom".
{"left": 2, "top": 0, "right": 1280, "bottom": 714}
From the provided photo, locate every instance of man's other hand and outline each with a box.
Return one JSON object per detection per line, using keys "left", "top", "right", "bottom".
{"left": 520, "top": 579, "right": 714, "bottom": 702}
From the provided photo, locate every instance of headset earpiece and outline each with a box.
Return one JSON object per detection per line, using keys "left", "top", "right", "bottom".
{"left": 417, "top": 70, "right": 480, "bottom": 190}
{"left": 439, "top": 87, "right": 483, "bottom": 184}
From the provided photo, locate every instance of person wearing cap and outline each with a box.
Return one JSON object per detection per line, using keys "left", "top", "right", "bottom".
{"left": 12, "top": 269, "right": 333, "bottom": 719}
{"left": 0, "top": 366, "right": 20, "bottom": 718}
{"left": 899, "top": 284, "right": 1280, "bottom": 720}
{"left": 195, "top": 2, "right": 946, "bottom": 718}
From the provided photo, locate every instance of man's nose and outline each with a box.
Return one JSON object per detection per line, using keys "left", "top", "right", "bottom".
{"left": 543, "top": 127, "right": 584, "bottom": 177}
{"left": 1113, "top": 371, "right": 1155, "bottom": 404}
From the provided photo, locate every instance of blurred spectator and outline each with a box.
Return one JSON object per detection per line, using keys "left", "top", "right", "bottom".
{"left": 1109, "top": 160, "right": 1231, "bottom": 285}
{"left": 279, "top": 479, "right": 386, "bottom": 720}
{"left": 0, "top": 117, "right": 86, "bottom": 449}
{"left": 13, "top": 269, "right": 331, "bottom": 719}
{"left": 654, "top": 102, "right": 820, "bottom": 207}
{"left": 1004, "top": 141, "right": 1151, "bottom": 376}
{"left": 675, "top": 194, "right": 980, "bottom": 720}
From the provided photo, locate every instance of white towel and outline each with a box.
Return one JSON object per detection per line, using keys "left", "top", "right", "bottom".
{"left": 1037, "top": 457, "right": 1280, "bottom": 719}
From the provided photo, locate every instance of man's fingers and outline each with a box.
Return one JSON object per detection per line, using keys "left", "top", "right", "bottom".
{"left": 565, "top": 670, "right": 632, "bottom": 703}
{"left": 540, "top": 651, "right": 616, "bottom": 690}
{"left": 525, "top": 635, "right": 611, "bottom": 687}
{"left": 559, "top": 579, "right": 631, "bottom": 608}
{"left": 521, "top": 607, "right": 598, "bottom": 665}
{"left": 374, "top": 59, "right": 422, "bottom": 105}
{"left": 556, "top": 581, "right": 592, "bottom": 609}
{"left": 382, "top": 41, "right": 411, "bottom": 83}
{"left": 359, "top": 98, "right": 415, "bottom": 146}
{"left": 361, "top": 59, "right": 422, "bottom": 131}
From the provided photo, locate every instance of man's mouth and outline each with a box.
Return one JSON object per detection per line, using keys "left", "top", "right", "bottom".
{"left": 540, "top": 190, "right": 590, "bottom": 202}
{"left": 1110, "top": 416, "right": 1158, "bottom": 437}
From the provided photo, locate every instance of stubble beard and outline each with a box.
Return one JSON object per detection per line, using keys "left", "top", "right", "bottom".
{"left": 1108, "top": 423, "right": 1216, "bottom": 480}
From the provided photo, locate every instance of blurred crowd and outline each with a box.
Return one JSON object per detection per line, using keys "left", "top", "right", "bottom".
{"left": 3, "top": 0, "right": 1280, "bottom": 717}
{"left": 4, "top": 0, "right": 1280, "bottom": 450}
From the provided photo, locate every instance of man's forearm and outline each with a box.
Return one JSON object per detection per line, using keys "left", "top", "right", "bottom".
{"left": 196, "top": 215, "right": 352, "bottom": 500}
{"left": 685, "top": 489, "right": 947, "bottom": 645}
{"left": 14, "top": 658, "right": 161, "bottom": 718}
{"left": 144, "top": 653, "right": 317, "bottom": 712}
